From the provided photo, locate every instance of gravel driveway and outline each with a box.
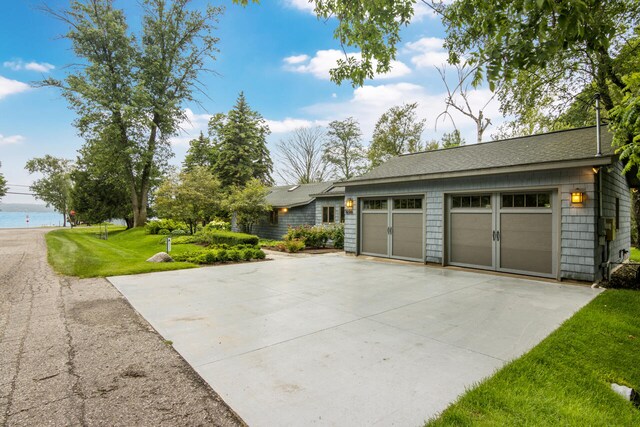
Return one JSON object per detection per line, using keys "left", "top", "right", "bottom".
{"left": 0, "top": 228, "right": 243, "bottom": 426}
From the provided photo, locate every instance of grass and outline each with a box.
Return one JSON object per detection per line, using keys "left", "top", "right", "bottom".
{"left": 630, "top": 247, "right": 640, "bottom": 262}
{"left": 426, "top": 289, "right": 640, "bottom": 426}
{"left": 46, "top": 226, "right": 203, "bottom": 277}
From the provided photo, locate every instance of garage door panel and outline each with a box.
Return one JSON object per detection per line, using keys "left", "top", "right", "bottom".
{"left": 392, "top": 213, "right": 423, "bottom": 260}
{"left": 361, "top": 213, "right": 388, "bottom": 256}
{"left": 450, "top": 213, "right": 493, "bottom": 267}
{"left": 500, "top": 213, "right": 552, "bottom": 274}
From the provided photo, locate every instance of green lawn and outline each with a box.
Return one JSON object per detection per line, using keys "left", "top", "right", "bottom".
{"left": 46, "top": 226, "right": 201, "bottom": 277}
{"left": 427, "top": 289, "right": 640, "bottom": 426}
{"left": 631, "top": 247, "right": 640, "bottom": 262}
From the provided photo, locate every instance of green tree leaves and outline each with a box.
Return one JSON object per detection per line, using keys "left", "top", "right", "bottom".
{"left": 25, "top": 156, "right": 74, "bottom": 226}
{"left": 368, "top": 103, "right": 426, "bottom": 167}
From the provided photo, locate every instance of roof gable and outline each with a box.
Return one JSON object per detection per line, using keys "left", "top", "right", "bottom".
{"left": 265, "top": 182, "right": 336, "bottom": 208}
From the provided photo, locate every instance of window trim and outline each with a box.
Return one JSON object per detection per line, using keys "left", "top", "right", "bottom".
{"left": 323, "top": 206, "right": 335, "bottom": 223}
{"left": 269, "top": 209, "right": 278, "bottom": 225}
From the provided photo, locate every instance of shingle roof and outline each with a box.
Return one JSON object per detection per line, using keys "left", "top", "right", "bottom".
{"left": 266, "top": 182, "right": 335, "bottom": 208}
{"left": 344, "top": 126, "right": 614, "bottom": 185}
{"left": 312, "top": 186, "right": 345, "bottom": 197}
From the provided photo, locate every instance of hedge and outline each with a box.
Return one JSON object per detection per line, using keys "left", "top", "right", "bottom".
{"left": 173, "top": 247, "right": 266, "bottom": 264}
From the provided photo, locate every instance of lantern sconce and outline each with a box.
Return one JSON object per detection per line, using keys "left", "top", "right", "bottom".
{"left": 281, "top": 207, "right": 288, "bottom": 213}
{"left": 570, "top": 189, "right": 586, "bottom": 205}
{"left": 345, "top": 198, "right": 354, "bottom": 214}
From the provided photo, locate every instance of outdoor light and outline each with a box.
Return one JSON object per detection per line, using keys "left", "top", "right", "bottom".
{"left": 281, "top": 208, "right": 288, "bottom": 213}
{"left": 345, "top": 198, "right": 354, "bottom": 213}
{"left": 571, "top": 190, "right": 585, "bottom": 204}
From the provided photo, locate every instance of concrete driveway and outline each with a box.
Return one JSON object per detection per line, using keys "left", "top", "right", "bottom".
{"left": 109, "top": 255, "right": 600, "bottom": 426}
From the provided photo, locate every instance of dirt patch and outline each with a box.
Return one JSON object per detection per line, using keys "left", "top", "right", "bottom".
{"left": 68, "top": 299, "right": 142, "bottom": 329}
{"left": 601, "top": 263, "right": 640, "bottom": 290}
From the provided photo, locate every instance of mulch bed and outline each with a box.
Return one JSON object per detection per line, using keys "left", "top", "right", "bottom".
{"left": 601, "top": 263, "right": 640, "bottom": 290}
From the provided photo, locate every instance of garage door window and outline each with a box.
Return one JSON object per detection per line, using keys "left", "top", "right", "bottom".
{"left": 502, "top": 192, "right": 551, "bottom": 208}
{"left": 393, "top": 198, "right": 422, "bottom": 209}
{"left": 452, "top": 194, "right": 491, "bottom": 208}
{"left": 363, "top": 200, "right": 388, "bottom": 210}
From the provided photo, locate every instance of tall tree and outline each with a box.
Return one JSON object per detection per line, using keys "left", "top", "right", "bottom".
{"left": 41, "top": 0, "right": 222, "bottom": 227}
{"left": 440, "top": 130, "right": 465, "bottom": 148}
{"left": 25, "top": 156, "right": 74, "bottom": 226}
{"left": 183, "top": 132, "right": 215, "bottom": 172}
{"left": 437, "top": 64, "right": 495, "bottom": 144}
{"left": 210, "top": 92, "right": 274, "bottom": 187}
{"left": 324, "top": 117, "right": 367, "bottom": 180}
{"left": 0, "top": 162, "right": 7, "bottom": 199}
{"left": 277, "top": 127, "right": 332, "bottom": 184}
{"left": 154, "top": 166, "right": 222, "bottom": 234}
{"left": 71, "top": 137, "right": 133, "bottom": 226}
{"left": 223, "top": 178, "right": 271, "bottom": 233}
{"left": 368, "top": 103, "right": 426, "bottom": 167}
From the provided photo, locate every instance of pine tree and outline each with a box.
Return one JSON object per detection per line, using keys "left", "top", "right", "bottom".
{"left": 211, "top": 92, "right": 274, "bottom": 188}
{"left": 183, "top": 132, "right": 215, "bottom": 172}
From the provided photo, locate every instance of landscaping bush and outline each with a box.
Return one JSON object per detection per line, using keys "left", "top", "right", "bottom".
{"left": 278, "top": 239, "right": 305, "bottom": 253}
{"left": 259, "top": 239, "right": 284, "bottom": 248}
{"left": 158, "top": 228, "right": 170, "bottom": 235}
{"left": 203, "top": 219, "right": 231, "bottom": 232}
{"left": 170, "top": 229, "right": 187, "bottom": 236}
{"left": 284, "top": 225, "right": 331, "bottom": 248}
{"left": 171, "top": 230, "right": 259, "bottom": 246}
{"left": 173, "top": 246, "right": 265, "bottom": 265}
{"left": 329, "top": 224, "right": 344, "bottom": 249}
{"left": 145, "top": 219, "right": 189, "bottom": 235}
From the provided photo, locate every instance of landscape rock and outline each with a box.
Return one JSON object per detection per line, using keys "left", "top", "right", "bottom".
{"left": 146, "top": 252, "right": 174, "bottom": 263}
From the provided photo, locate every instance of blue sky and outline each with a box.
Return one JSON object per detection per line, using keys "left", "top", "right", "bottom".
{"left": 0, "top": 0, "right": 501, "bottom": 204}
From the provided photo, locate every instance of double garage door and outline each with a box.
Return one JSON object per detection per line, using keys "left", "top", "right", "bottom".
{"left": 360, "top": 197, "right": 424, "bottom": 261}
{"left": 448, "top": 191, "right": 557, "bottom": 278}
{"left": 359, "top": 190, "right": 558, "bottom": 278}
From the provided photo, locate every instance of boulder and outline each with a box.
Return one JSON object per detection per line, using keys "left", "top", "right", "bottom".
{"left": 146, "top": 252, "right": 174, "bottom": 263}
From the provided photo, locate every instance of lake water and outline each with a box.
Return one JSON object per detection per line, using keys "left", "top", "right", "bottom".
{"left": 0, "top": 212, "right": 65, "bottom": 229}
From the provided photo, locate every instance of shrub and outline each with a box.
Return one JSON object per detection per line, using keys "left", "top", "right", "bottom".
{"left": 284, "top": 225, "right": 330, "bottom": 248}
{"left": 158, "top": 228, "right": 170, "bottom": 235}
{"left": 204, "top": 219, "right": 231, "bottom": 232}
{"left": 329, "top": 224, "right": 344, "bottom": 249}
{"left": 145, "top": 219, "right": 189, "bottom": 235}
{"left": 172, "top": 246, "right": 265, "bottom": 265}
{"left": 170, "top": 229, "right": 187, "bottom": 236}
{"left": 189, "top": 230, "right": 259, "bottom": 246}
{"left": 280, "top": 239, "right": 305, "bottom": 253}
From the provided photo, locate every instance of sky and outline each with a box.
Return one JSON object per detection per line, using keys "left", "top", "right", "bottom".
{"left": 0, "top": 0, "right": 503, "bottom": 204}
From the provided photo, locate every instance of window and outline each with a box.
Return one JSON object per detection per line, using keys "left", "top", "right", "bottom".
{"left": 393, "top": 198, "right": 423, "bottom": 210}
{"left": 502, "top": 192, "right": 551, "bottom": 208}
{"left": 452, "top": 194, "right": 491, "bottom": 209}
{"left": 269, "top": 209, "right": 278, "bottom": 225}
{"left": 323, "top": 206, "right": 335, "bottom": 223}
{"left": 363, "top": 199, "right": 388, "bottom": 210}
{"left": 340, "top": 206, "right": 345, "bottom": 223}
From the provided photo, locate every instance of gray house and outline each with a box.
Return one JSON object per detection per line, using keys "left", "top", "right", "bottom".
{"left": 253, "top": 182, "right": 345, "bottom": 240}
{"left": 341, "top": 126, "right": 631, "bottom": 282}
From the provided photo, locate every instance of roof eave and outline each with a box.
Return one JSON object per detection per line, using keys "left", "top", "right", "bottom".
{"left": 339, "top": 156, "right": 615, "bottom": 187}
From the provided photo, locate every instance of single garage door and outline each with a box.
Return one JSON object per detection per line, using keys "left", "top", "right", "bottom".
{"left": 448, "top": 191, "right": 557, "bottom": 278}
{"left": 360, "top": 197, "right": 424, "bottom": 261}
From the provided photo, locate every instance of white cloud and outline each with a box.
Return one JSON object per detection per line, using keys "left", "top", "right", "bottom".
{"left": 265, "top": 118, "right": 328, "bottom": 134}
{"left": 4, "top": 59, "right": 55, "bottom": 73}
{"left": 405, "top": 37, "right": 449, "bottom": 69}
{"left": 283, "top": 49, "right": 411, "bottom": 80}
{"left": 283, "top": 54, "right": 310, "bottom": 65}
{"left": 283, "top": 0, "right": 314, "bottom": 13}
{"left": 172, "top": 108, "right": 212, "bottom": 145}
{"left": 0, "top": 134, "right": 25, "bottom": 145}
{"left": 0, "top": 75, "right": 30, "bottom": 99}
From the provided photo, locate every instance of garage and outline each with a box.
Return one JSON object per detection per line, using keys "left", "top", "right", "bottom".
{"left": 448, "top": 191, "right": 557, "bottom": 278}
{"left": 360, "top": 197, "right": 424, "bottom": 261}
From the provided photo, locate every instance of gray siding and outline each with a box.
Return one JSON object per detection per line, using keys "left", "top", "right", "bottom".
{"left": 596, "top": 162, "right": 631, "bottom": 278}
{"left": 345, "top": 165, "right": 630, "bottom": 282}
{"left": 315, "top": 197, "right": 345, "bottom": 226}
{"left": 253, "top": 202, "right": 317, "bottom": 240}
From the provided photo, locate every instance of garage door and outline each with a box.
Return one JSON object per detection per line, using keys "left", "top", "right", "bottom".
{"left": 360, "top": 197, "right": 424, "bottom": 261}
{"left": 448, "top": 191, "right": 556, "bottom": 278}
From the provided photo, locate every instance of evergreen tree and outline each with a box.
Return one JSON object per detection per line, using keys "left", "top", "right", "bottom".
{"left": 211, "top": 92, "right": 274, "bottom": 188}
{"left": 183, "top": 132, "right": 215, "bottom": 172}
